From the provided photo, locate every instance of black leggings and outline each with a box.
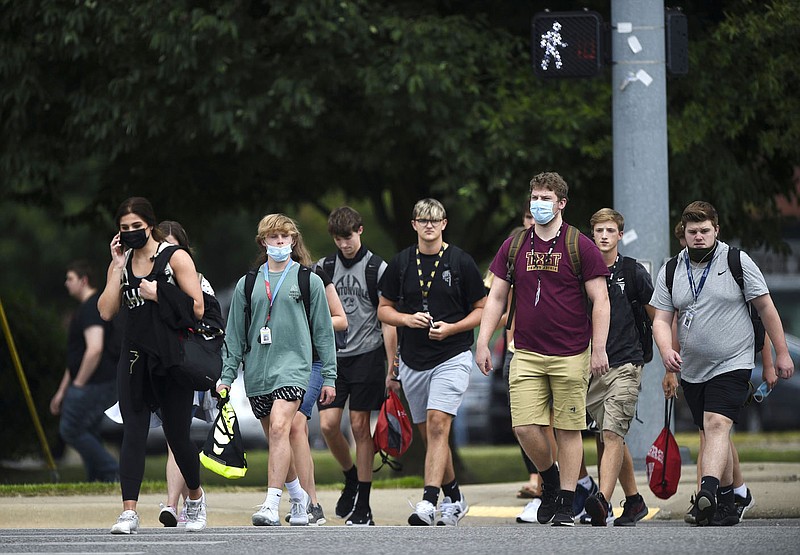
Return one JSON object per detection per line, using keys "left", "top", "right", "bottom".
{"left": 117, "top": 348, "right": 199, "bottom": 501}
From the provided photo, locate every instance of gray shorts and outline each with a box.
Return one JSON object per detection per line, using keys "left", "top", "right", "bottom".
{"left": 398, "top": 350, "right": 472, "bottom": 424}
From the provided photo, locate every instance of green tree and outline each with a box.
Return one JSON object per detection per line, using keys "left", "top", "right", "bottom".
{"left": 667, "top": 0, "right": 800, "bottom": 249}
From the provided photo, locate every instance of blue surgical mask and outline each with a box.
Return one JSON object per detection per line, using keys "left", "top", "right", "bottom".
{"left": 530, "top": 199, "right": 557, "bottom": 225}
{"left": 266, "top": 244, "right": 292, "bottom": 262}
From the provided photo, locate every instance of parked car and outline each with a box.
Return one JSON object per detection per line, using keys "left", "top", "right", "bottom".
{"left": 739, "top": 333, "right": 800, "bottom": 432}
{"left": 674, "top": 333, "right": 800, "bottom": 433}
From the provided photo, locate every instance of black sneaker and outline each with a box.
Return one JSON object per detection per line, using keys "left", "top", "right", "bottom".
{"left": 550, "top": 495, "right": 575, "bottom": 527}
{"left": 584, "top": 492, "right": 611, "bottom": 527}
{"left": 572, "top": 476, "right": 597, "bottom": 521}
{"left": 734, "top": 488, "right": 755, "bottom": 522}
{"left": 711, "top": 502, "right": 739, "bottom": 527}
{"left": 536, "top": 484, "right": 559, "bottom": 524}
{"left": 345, "top": 506, "right": 375, "bottom": 527}
{"left": 614, "top": 494, "right": 648, "bottom": 526}
{"left": 684, "top": 494, "right": 698, "bottom": 524}
{"left": 693, "top": 490, "right": 716, "bottom": 526}
{"left": 335, "top": 478, "right": 359, "bottom": 519}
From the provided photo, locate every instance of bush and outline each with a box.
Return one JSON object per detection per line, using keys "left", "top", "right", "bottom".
{"left": 0, "top": 289, "right": 65, "bottom": 460}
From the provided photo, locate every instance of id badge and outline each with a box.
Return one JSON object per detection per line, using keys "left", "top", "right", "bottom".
{"left": 259, "top": 326, "right": 272, "bottom": 345}
{"left": 682, "top": 308, "right": 694, "bottom": 330}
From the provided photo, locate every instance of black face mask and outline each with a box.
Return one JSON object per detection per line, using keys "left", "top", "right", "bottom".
{"left": 120, "top": 229, "right": 149, "bottom": 250}
{"left": 687, "top": 242, "right": 717, "bottom": 263}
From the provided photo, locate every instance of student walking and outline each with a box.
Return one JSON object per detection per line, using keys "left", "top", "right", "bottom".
{"left": 476, "top": 172, "right": 610, "bottom": 527}
{"left": 582, "top": 208, "right": 653, "bottom": 526}
{"left": 378, "top": 198, "right": 486, "bottom": 526}
{"left": 98, "top": 197, "right": 208, "bottom": 534}
{"left": 317, "top": 206, "right": 397, "bottom": 526}
{"left": 218, "top": 214, "right": 337, "bottom": 527}
{"left": 50, "top": 260, "right": 119, "bottom": 484}
{"left": 651, "top": 201, "right": 794, "bottom": 526}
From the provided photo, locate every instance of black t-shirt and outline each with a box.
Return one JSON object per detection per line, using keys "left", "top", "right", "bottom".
{"left": 605, "top": 255, "right": 655, "bottom": 367}
{"left": 381, "top": 244, "right": 486, "bottom": 370}
{"left": 66, "top": 292, "right": 117, "bottom": 383}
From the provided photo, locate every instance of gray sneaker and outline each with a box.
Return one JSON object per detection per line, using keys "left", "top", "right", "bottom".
{"left": 437, "top": 495, "right": 469, "bottom": 526}
{"left": 308, "top": 503, "right": 327, "bottom": 526}
{"left": 110, "top": 510, "right": 139, "bottom": 534}
{"left": 289, "top": 491, "right": 310, "bottom": 526}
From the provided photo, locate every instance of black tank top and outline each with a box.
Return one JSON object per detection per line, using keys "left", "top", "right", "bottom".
{"left": 121, "top": 243, "right": 175, "bottom": 311}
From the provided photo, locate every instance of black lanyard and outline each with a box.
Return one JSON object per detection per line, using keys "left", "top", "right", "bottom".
{"left": 416, "top": 244, "right": 445, "bottom": 313}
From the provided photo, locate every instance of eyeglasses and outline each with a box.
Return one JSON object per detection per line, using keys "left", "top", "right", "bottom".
{"left": 414, "top": 218, "right": 443, "bottom": 227}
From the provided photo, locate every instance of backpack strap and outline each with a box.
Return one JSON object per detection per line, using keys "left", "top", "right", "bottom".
{"left": 565, "top": 225, "right": 582, "bottom": 280}
{"left": 322, "top": 255, "right": 336, "bottom": 286}
{"left": 365, "top": 253, "right": 384, "bottom": 308}
{"left": 396, "top": 246, "right": 414, "bottom": 306}
{"left": 565, "top": 224, "right": 587, "bottom": 308}
{"left": 297, "top": 264, "right": 312, "bottom": 324}
{"left": 665, "top": 255, "right": 679, "bottom": 296}
{"left": 150, "top": 244, "right": 185, "bottom": 278}
{"left": 504, "top": 228, "right": 528, "bottom": 331}
{"left": 505, "top": 228, "right": 529, "bottom": 283}
{"left": 243, "top": 269, "right": 259, "bottom": 355}
{"left": 727, "top": 246, "right": 745, "bottom": 294}
{"left": 622, "top": 256, "right": 637, "bottom": 304}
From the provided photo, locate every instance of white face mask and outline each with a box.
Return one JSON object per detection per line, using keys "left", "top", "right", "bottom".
{"left": 266, "top": 244, "right": 292, "bottom": 262}
{"left": 530, "top": 199, "right": 557, "bottom": 225}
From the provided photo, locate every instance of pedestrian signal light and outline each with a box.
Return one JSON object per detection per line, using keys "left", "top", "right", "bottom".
{"left": 531, "top": 11, "right": 604, "bottom": 78}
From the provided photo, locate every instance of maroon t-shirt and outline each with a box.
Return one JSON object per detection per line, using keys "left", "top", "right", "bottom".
{"left": 488, "top": 222, "right": 609, "bottom": 356}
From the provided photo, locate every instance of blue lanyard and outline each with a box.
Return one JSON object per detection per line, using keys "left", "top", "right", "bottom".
{"left": 263, "top": 260, "right": 293, "bottom": 325}
{"left": 684, "top": 253, "right": 711, "bottom": 303}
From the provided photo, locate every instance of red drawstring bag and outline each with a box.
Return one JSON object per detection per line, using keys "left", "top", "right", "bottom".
{"left": 646, "top": 398, "right": 682, "bottom": 499}
{"left": 373, "top": 389, "right": 413, "bottom": 471}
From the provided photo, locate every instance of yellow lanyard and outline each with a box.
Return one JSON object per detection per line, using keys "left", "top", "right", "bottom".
{"left": 416, "top": 244, "right": 445, "bottom": 313}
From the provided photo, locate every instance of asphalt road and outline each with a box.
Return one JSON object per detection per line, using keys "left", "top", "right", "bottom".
{"left": 2, "top": 522, "right": 800, "bottom": 555}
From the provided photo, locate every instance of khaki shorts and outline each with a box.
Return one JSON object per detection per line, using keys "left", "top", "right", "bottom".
{"left": 586, "top": 362, "right": 643, "bottom": 440}
{"left": 509, "top": 347, "right": 590, "bottom": 430}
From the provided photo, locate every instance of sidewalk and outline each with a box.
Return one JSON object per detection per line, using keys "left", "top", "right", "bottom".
{"left": 1, "top": 463, "right": 798, "bottom": 528}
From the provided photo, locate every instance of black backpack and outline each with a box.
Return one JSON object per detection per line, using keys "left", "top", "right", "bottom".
{"left": 665, "top": 247, "right": 765, "bottom": 355}
{"left": 151, "top": 245, "right": 226, "bottom": 390}
{"left": 621, "top": 256, "right": 654, "bottom": 363}
{"left": 322, "top": 252, "right": 384, "bottom": 308}
{"left": 242, "top": 264, "right": 313, "bottom": 360}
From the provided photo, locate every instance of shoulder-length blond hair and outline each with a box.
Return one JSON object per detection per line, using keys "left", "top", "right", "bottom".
{"left": 253, "top": 213, "right": 313, "bottom": 267}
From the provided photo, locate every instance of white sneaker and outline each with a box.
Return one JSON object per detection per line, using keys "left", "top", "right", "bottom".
{"left": 159, "top": 503, "right": 178, "bottom": 527}
{"left": 184, "top": 491, "right": 207, "bottom": 532}
{"left": 253, "top": 503, "right": 281, "bottom": 526}
{"left": 408, "top": 500, "right": 436, "bottom": 526}
{"left": 437, "top": 495, "right": 469, "bottom": 526}
{"left": 110, "top": 510, "right": 139, "bottom": 534}
{"left": 516, "top": 498, "right": 542, "bottom": 524}
{"left": 289, "top": 491, "right": 310, "bottom": 526}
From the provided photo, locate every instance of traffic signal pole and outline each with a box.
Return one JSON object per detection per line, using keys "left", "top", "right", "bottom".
{"left": 611, "top": 0, "right": 671, "bottom": 469}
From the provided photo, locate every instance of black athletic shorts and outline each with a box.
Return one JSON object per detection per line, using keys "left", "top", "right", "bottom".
{"left": 681, "top": 369, "right": 751, "bottom": 429}
{"left": 319, "top": 346, "right": 386, "bottom": 412}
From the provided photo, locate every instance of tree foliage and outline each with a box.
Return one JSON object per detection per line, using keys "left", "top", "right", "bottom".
{"left": 1, "top": 0, "right": 611, "bottom": 256}
{"left": 667, "top": 0, "right": 800, "bottom": 249}
{"left": 1, "top": 0, "right": 799, "bottom": 461}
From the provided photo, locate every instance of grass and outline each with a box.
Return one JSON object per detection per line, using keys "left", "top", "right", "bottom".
{"left": 2, "top": 431, "right": 798, "bottom": 497}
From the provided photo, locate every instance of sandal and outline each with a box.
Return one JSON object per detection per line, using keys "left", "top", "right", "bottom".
{"left": 516, "top": 484, "right": 541, "bottom": 499}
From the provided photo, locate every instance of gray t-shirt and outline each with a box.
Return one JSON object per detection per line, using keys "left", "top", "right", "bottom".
{"left": 651, "top": 241, "right": 769, "bottom": 383}
{"left": 319, "top": 250, "right": 387, "bottom": 358}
